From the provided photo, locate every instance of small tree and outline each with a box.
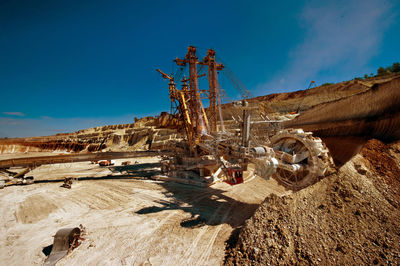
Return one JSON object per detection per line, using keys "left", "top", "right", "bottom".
{"left": 392, "top": 62, "right": 400, "bottom": 73}
{"left": 377, "top": 66, "right": 387, "bottom": 76}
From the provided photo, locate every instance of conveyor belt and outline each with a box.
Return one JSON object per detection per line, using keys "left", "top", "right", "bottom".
{"left": 0, "top": 151, "right": 166, "bottom": 169}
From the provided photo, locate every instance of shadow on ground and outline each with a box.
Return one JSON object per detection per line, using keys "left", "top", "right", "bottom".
{"left": 108, "top": 162, "right": 161, "bottom": 178}
{"left": 136, "top": 180, "right": 260, "bottom": 228}
{"left": 31, "top": 161, "right": 261, "bottom": 229}
{"left": 110, "top": 162, "right": 261, "bottom": 228}
{"left": 33, "top": 162, "right": 162, "bottom": 184}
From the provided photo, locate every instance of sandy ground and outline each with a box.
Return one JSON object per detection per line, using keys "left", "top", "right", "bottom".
{"left": 0, "top": 156, "right": 288, "bottom": 265}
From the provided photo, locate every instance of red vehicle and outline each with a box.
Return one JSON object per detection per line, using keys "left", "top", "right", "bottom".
{"left": 97, "top": 160, "right": 115, "bottom": 166}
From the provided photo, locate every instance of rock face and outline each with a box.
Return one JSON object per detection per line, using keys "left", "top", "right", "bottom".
{"left": 284, "top": 76, "right": 400, "bottom": 141}
{"left": 283, "top": 75, "right": 400, "bottom": 165}
{"left": 0, "top": 112, "right": 183, "bottom": 154}
{"left": 0, "top": 138, "right": 90, "bottom": 154}
{"left": 224, "top": 139, "right": 400, "bottom": 265}
{"left": 219, "top": 76, "right": 379, "bottom": 121}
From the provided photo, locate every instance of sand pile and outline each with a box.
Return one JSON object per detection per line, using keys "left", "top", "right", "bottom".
{"left": 225, "top": 139, "right": 400, "bottom": 265}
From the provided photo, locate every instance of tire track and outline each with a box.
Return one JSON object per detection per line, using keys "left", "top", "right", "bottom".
{"left": 197, "top": 183, "right": 248, "bottom": 264}
{"left": 198, "top": 202, "right": 235, "bottom": 265}
{"left": 130, "top": 211, "right": 178, "bottom": 264}
{"left": 180, "top": 203, "right": 225, "bottom": 265}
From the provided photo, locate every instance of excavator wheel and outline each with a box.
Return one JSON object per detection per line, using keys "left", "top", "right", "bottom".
{"left": 269, "top": 128, "right": 334, "bottom": 190}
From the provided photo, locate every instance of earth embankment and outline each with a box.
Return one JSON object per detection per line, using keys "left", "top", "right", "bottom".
{"left": 225, "top": 139, "right": 400, "bottom": 265}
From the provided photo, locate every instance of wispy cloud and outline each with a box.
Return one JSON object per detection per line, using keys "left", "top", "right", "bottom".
{"left": 2, "top": 112, "right": 25, "bottom": 117}
{"left": 256, "top": 0, "right": 394, "bottom": 94}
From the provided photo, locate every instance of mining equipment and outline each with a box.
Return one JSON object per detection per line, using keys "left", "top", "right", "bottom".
{"left": 157, "top": 46, "right": 333, "bottom": 190}
{"left": 98, "top": 159, "right": 115, "bottom": 166}
{"left": 43, "top": 225, "right": 85, "bottom": 266}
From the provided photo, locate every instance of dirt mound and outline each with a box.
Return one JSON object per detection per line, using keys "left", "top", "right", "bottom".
{"left": 361, "top": 139, "right": 400, "bottom": 208}
{"left": 15, "top": 194, "right": 59, "bottom": 224}
{"left": 225, "top": 139, "right": 400, "bottom": 265}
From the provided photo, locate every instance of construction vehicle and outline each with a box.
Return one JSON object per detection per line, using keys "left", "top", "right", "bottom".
{"left": 157, "top": 46, "right": 333, "bottom": 190}
{"left": 98, "top": 159, "right": 115, "bottom": 166}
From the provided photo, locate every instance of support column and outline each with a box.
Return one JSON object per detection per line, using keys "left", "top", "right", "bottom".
{"left": 187, "top": 46, "right": 201, "bottom": 137}
{"left": 242, "top": 100, "right": 251, "bottom": 147}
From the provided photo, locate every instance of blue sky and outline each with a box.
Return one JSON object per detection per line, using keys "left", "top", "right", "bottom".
{"left": 1, "top": 0, "right": 399, "bottom": 137}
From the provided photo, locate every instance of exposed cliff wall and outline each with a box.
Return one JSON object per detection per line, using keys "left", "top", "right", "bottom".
{"left": 0, "top": 113, "right": 182, "bottom": 154}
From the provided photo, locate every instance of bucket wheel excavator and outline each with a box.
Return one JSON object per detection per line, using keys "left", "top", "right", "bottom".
{"left": 157, "top": 46, "right": 334, "bottom": 190}
{"left": 269, "top": 128, "right": 333, "bottom": 190}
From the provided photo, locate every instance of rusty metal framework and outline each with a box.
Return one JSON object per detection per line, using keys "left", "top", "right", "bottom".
{"left": 156, "top": 46, "right": 333, "bottom": 190}
{"left": 202, "top": 49, "right": 224, "bottom": 133}
{"left": 158, "top": 46, "right": 225, "bottom": 155}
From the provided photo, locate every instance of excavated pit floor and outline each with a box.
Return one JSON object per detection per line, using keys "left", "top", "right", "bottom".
{"left": 0, "top": 155, "right": 288, "bottom": 265}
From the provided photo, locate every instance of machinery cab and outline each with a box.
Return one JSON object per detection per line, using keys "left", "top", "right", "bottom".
{"left": 225, "top": 167, "right": 244, "bottom": 185}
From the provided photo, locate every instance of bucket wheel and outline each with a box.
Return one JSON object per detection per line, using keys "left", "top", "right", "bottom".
{"left": 270, "top": 129, "right": 334, "bottom": 190}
